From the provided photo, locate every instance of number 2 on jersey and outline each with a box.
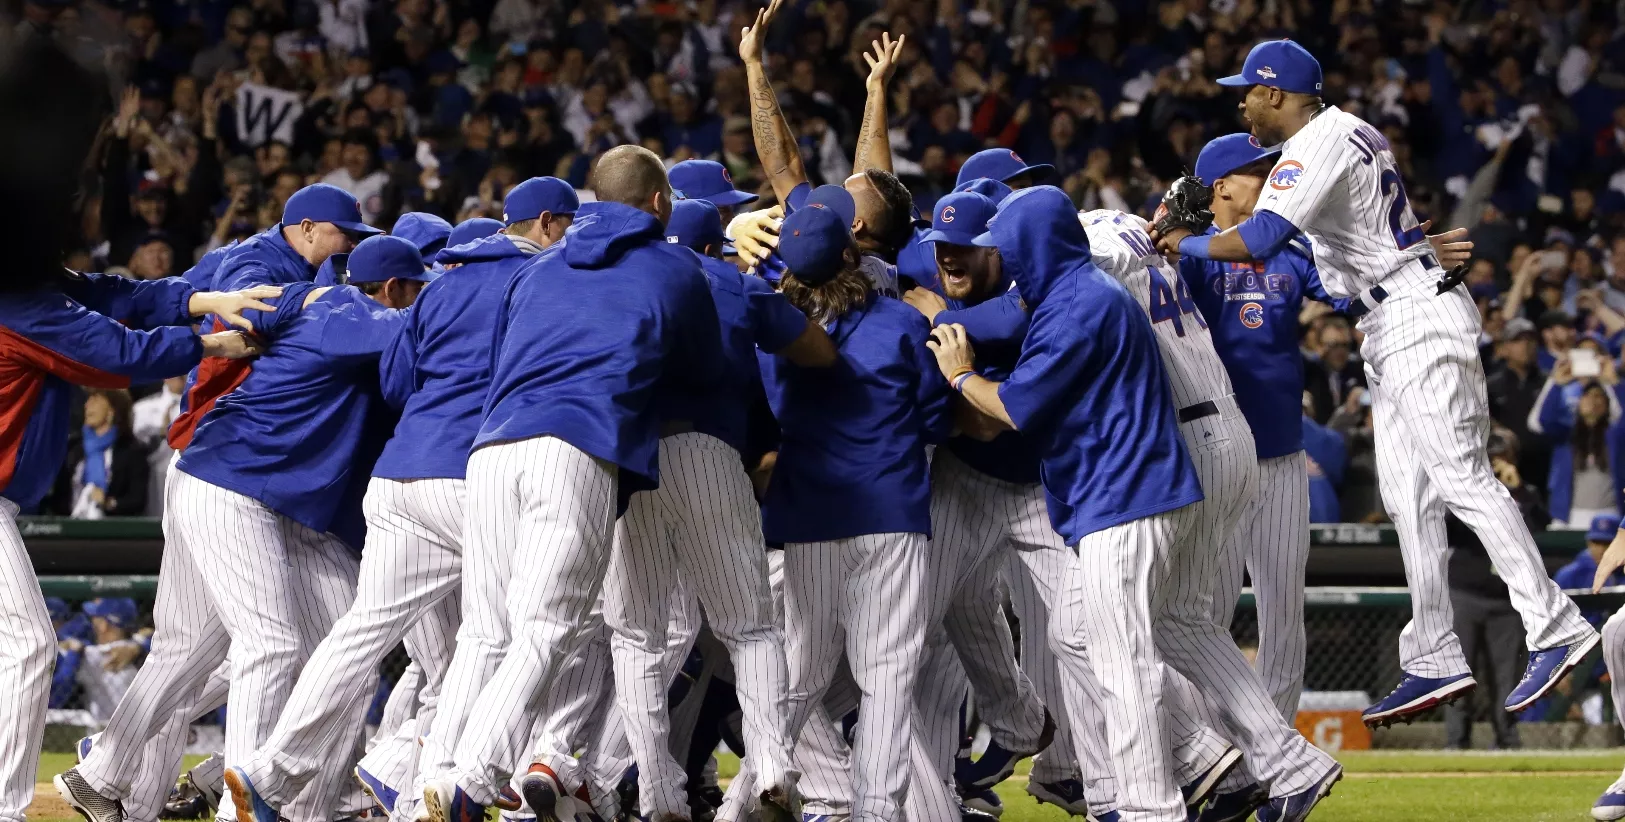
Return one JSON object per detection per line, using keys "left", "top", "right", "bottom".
{"left": 1379, "top": 170, "right": 1424, "bottom": 250}
{"left": 1148, "top": 274, "right": 1207, "bottom": 337}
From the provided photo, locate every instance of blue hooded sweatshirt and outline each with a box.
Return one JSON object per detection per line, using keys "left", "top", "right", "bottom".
{"left": 758, "top": 293, "right": 952, "bottom": 544}
{"left": 376, "top": 234, "right": 549, "bottom": 480}
{"left": 989, "top": 187, "right": 1204, "bottom": 543}
{"left": 475, "top": 202, "right": 724, "bottom": 496}
{"left": 178, "top": 282, "right": 408, "bottom": 547}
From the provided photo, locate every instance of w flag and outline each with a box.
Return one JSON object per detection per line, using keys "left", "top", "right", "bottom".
{"left": 235, "top": 82, "right": 302, "bottom": 147}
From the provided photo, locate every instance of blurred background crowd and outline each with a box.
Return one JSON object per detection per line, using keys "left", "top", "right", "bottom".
{"left": 15, "top": 0, "right": 1625, "bottom": 532}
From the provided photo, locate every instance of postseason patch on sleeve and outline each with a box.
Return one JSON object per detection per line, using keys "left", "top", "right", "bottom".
{"left": 1268, "top": 160, "right": 1305, "bottom": 190}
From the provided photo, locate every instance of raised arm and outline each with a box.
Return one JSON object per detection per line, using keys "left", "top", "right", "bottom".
{"left": 853, "top": 33, "right": 905, "bottom": 175}
{"left": 739, "top": 0, "right": 808, "bottom": 203}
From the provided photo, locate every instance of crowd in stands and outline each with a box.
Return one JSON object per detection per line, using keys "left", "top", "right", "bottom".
{"left": 16, "top": 0, "right": 1625, "bottom": 527}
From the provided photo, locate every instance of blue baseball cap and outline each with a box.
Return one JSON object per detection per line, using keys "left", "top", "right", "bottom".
{"left": 952, "top": 177, "right": 1014, "bottom": 204}
{"left": 955, "top": 148, "right": 1055, "bottom": 189}
{"left": 347, "top": 235, "right": 435, "bottom": 283}
{"left": 83, "top": 597, "right": 139, "bottom": 630}
{"left": 787, "top": 184, "right": 856, "bottom": 225}
{"left": 1589, "top": 514, "right": 1621, "bottom": 543}
{"left": 778, "top": 203, "right": 854, "bottom": 286}
{"left": 1195, "top": 133, "right": 1281, "bottom": 184}
{"left": 1217, "top": 39, "right": 1323, "bottom": 95}
{"left": 665, "top": 199, "right": 734, "bottom": 255}
{"left": 895, "top": 236, "right": 939, "bottom": 290}
{"left": 46, "top": 597, "right": 68, "bottom": 622}
{"left": 921, "top": 192, "right": 997, "bottom": 247}
{"left": 669, "top": 160, "right": 759, "bottom": 207}
{"left": 282, "top": 183, "right": 381, "bottom": 236}
{"left": 392, "top": 212, "right": 453, "bottom": 263}
{"left": 445, "top": 217, "right": 504, "bottom": 250}
{"left": 503, "top": 177, "right": 579, "bottom": 226}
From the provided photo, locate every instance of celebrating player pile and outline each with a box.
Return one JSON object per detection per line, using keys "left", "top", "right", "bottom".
{"left": 0, "top": 24, "right": 1593, "bottom": 822}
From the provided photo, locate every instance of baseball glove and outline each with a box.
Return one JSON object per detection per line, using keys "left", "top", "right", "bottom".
{"left": 1153, "top": 175, "right": 1216, "bottom": 236}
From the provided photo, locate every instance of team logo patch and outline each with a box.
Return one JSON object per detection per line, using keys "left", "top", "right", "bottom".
{"left": 1257, "top": 66, "right": 1277, "bottom": 79}
{"left": 1248, "top": 135, "right": 1263, "bottom": 148}
{"left": 941, "top": 206, "right": 956, "bottom": 223}
{"left": 1269, "top": 160, "right": 1304, "bottom": 190}
{"left": 721, "top": 166, "right": 733, "bottom": 183}
{"left": 1240, "top": 302, "right": 1264, "bottom": 328}
{"left": 1009, "top": 150, "right": 1021, "bottom": 162}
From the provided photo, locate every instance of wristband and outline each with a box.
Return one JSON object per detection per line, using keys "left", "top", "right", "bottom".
{"left": 1177, "top": 234, "right": 1213, "bottom": 260}
{"left": 951, "top": 371, "right": 976, "bottom": 392}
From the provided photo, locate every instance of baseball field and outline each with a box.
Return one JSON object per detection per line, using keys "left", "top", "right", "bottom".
{"left": 28, "top": 749, "right": 1625, "bottom": 822}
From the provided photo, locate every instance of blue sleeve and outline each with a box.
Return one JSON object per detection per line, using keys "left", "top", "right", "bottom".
{"left": 912, "top": 320, "right": 952, "bottom": 444}
{"left": 784, "top": 182, "right": 813, "bottom": 211}
{"left": 49, "top": 647, "right": 81, "bottom": 708}
{"left": 315, "top": 295, "right": 411, "bottom": 364}
{"left": 1428, "top": 46, "right": 1465, "bottom": 135}
{"left": 1538, "top": 383, "right": 1575, "bottom": 439}
{"left": 936, "top": 289, "right": 1030, "bottom": 347}
{"left": 0, "top": 293, "right": 204, "bottom": 384}
{"left": 744, "top": 278, "right": 809, "bottom": 354}
{"left": 1319, "top": 427, "right": 1347, "bottom": 485}
{"left": 1233, "top": 210, "right": 1302, "bottom": 260}
{"left": 378, "top": 308, "right": 421, "bottom": 410}
{"left": 999, "top": 303, "right": 1096, "bottom": 433}
{"left": 59, "top": 272, "right": 196, "bottom": 330}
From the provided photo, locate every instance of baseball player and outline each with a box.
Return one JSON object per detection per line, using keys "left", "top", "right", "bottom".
{"left": 1583, "top": 528, "right": 1625, "bottom": 819}
{"left": 220, "top": 178, "right": 580, "bottom": 822}
{"left": 599, "top": 196, "right": 836, "bottom": 821}
{"left": 669, "top": 160, "right": 759, "bottom": 224}
{"left": 407, "top": 146, "right": 721, "bottom": 822}
{"left": 725, "top": 185, "right": 950, "bottom": 822}
{"left": 441, "top": 218, "right": 506, "bottom": 259}
{"left": 59, "top": 230, "right": 427, "bottom": 822}
{"left": 0, "top": 267, "right": 265, "bottom": 822}
{"left": 1152, "top": 39, "right": 1597, "bottom": 726}
{"left": 73, "top": 598, "right": 145, "bottom": 722}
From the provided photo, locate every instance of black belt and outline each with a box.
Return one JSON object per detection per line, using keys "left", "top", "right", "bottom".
{"left": 1365, "top": 253, "right": 1439, "bottom": 308}
{"left": 1178, "top": 400, "right": 1218, "bottom": 423}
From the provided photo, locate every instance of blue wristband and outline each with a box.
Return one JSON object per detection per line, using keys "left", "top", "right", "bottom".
{"left": 952, "top": 371, "right": 975, "bottom": 392}
{"left": 1178, "top": 234, "right": 1213, "bottom": 259}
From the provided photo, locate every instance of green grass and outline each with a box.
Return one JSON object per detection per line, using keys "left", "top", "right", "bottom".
{"left": 32, "top": 750, "right": 1625, "bottom": 821}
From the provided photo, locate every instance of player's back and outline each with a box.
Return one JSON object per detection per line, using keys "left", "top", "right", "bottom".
{"left": 476, "top": 202, "right": 723, "bottom": 491}
{"left": 374, "top": 234, "right": 542, "bottom": 481}
{"left": 1081, "top": 211, "right": 1236, "bottom": 409}
{"left": 1255, "top": 106, "right": 1433, "bottom": 298}
{"left": 758, "top": 295, "right": 950, "bottom": 544}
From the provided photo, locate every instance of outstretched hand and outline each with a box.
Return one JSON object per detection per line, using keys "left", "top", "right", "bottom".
{"left": 863, "top": 32, "right": 906, "bottom": 90}
{"left": 190, "top": 285, "right": 284, "bottom": 331}
{"left": 738, "top": 0, "right": 785, "bottom": 64}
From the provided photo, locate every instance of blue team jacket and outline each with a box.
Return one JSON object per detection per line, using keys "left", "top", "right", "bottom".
{"left": 1533, "top": 384, "right": 1625, "bottom": 523}
{"left": 1181, "top": 228, "right": 1336, "bottom": 460}
{"left": 990, "top": 187, "right": 1204, "bottom": 543}
{"left": 0, "top": 273, "right": 202, "bottom": 511}
{"left": 375, "top": 234, "right": 547, "bottom": 480}
{"left": 758, "top": 295, "right": 951, "bottom": 543}
{"left": 178, "top": 282, "right": 407, "bottom": 546}
{"left": 476, "top": 202, "right": 725, "bottom": 497}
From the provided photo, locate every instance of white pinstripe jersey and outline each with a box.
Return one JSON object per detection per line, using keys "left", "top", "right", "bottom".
{"left": 1081, "top": 210, "right": 1235, "bottom": 410}
{"left": 1253, "top": 106, "right": 1430, "bottom": 299}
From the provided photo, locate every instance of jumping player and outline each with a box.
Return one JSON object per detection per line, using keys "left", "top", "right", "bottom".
{"left": 1152, "top": 38, "right": 1596, "bottom": 727}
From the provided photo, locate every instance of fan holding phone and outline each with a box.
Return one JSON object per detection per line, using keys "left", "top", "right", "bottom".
{"left": 1529, "top": 337, "right": 1624, "bottom": 528}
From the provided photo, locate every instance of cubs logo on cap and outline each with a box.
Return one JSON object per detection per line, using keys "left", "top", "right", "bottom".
{"left": 941, "top": 206, "right": 956, "bottom": 223}
{"left": 1240, "top": 302, "right": 1264, "bottom": 329}
{"left": 1269, "top": 160, "right": 1304, "bottom": 190}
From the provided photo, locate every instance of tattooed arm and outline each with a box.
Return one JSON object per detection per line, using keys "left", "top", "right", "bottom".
{"left": 853, "top": 33, "right": 905, "bottom": 175}
{"left": 739, "top": 0, "right": 807, "bottom": 203}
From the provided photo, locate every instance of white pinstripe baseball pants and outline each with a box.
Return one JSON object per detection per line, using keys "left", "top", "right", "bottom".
{"left": 78, "top": 469, "right": 359, "bottom": 822}
{"left": 603, "top": 433, "right": 794, "bottom": 819}
{"left": 238, "top": 477, "right": 464, "bottom": 808}
{"left": 1362, "top": 287, "right": 1594, "bottom": 677}
{"left": 0, "top": 498, "right": 53, "bottom": 822}
{"left": 417, "top": 437, "right": 617, "bottom": 806}
{"left": 121, "top": 662, "right": 229, "bottom": 822}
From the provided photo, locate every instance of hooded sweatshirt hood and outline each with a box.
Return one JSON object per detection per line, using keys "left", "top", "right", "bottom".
{"left": 983, "top": 186, "right": 1093, "bottom": 309}
{"left": 561, "top": 201, "right": 666, "bottom": 270}
{"left": 435, "top": 233, "right": 546, "bottom": 265}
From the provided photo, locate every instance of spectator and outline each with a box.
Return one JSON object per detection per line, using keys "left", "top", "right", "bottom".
{"left": 1444, "top": 432, "right": 1544, "bottom": 750}
{"left": 321, "top": 130, "right": 389, "bottom": 224}
{"left": 1554, "top": 515, "right": 1625, "bottom": 613}
{"left": 47, "top": 389, "right": 150, "bottom": 519}
{"left": 1530, "top": 363, "right": 1624, "bottom": 528}
{"left": 1488, "top": 318, "right": 1552, "bottom": 493}
{"left": 1303, "top": 392, "right": 1346, "bottom": 523}
{"left": 1327, "top": 387, "right": 1381, "bottom": 523}
{"left": 73, "top": 598, "right": 146, "bottom": 723}
{"left": 1536, "top": 309, "right": 1578, "bottom": 371}
{"left": 1303, "top": 317, "right": 1365, "bottom": 424}
{"left": 131, "top": 376, "right": 185, "bottom": 517}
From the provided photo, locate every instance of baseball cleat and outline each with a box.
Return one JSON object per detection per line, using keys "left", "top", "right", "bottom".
{"left": 222, "top": 767, "right": 278, "bottom": 822}
{"left": 421, "top": 779, "right": 486, "bottom": 822}
{"left": 1196, "top": 784, "right": 1269, "bottom": 822}
{"left": 56, "top": 768, "right": 125, "bottom": 822}
{"left": 1507, "top": 633, "right": 1601, "bottom": 712}
{"left": 759, "top": 782, "right": 800, "bottom": 822}
{"left": 1361, "top": 672, "right": 1475, "bottom": 728}
{"left": 1594, "top": 771, "right": 1625, "bottom": 820}
{"left": 354, "top": 766, "right": 399, "bottom": 815}
{"left": 518, "top": 763, "right": 566, "bottom": 822}
{"left": 1025, "top": 778, "right": 1087, "bottom": 816}
{"left": 1181, "top": 745, "right": 1243, "bottom": 808}
{"left": 962, "top": 785, "right": 1003, "bottom": 817}
{"left": 1261, "top": 763, "right": 1341, "bottom": 822}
